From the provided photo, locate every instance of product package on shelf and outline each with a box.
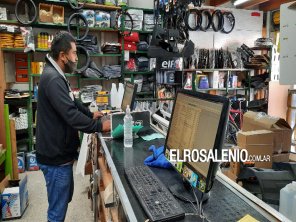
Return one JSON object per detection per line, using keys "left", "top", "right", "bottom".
{"left": 105, "top": 0, "right": 116, "bottom": 6}
{"left": 0, "top": 7, "right": 7, "bottom": 20}
{"left": 0, "top": 33, "right": 14, "bottom": 48}
{"left": 157, "top": 85, "right": 175, "bottom": 100}
{"left": 81, "top": 10, "right": 95, "bottom": 27}
{"left": 136, "top": 57, "right": 149, "bottom": 71}
{"left": 137, "top": 41, "right": 149, "bottom": 51}
{"left": 31, "top": 62, "right": 45, "bottom": 75}
{"left": 143, "top": 14, "right": 161, "bottom": 31}
{"left": 15, "top": 54, "right": 28, "bottom": 82}
{"left": 156, "top": 70, "right": 175, "bottom": 84}
{"left": 127, "top": 9, "right": 144, "bottom": 21}
{"left": 125, "top": 9, "right": 143, "bottom": 31}
{"left": 95, "top": 11, "right": 110, "bottom": 28}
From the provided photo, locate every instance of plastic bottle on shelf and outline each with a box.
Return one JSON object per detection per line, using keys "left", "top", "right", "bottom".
{"left": 124, "top": 105, "right": 133, "bottom": 148}
{"left": 279, "top": 181, "right": 296, "bottom": 221}
{"left": 110, "top": 83, "right": 117, "bottom": 108}
{"left": 117, "top": 83, "right": 124, "bottom": 109}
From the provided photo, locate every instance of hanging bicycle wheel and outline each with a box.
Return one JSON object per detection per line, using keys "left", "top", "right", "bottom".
{"left": 15, "top": 0, "right": 38, "bottom": 25}
{"left": 225, "top": 121, "right": 239, "bottom": 145}
{"left": 76, "top": 45, "right": 90, "bottom": 74}
{"left": 67, "top": 13, "right": 89, "bottom": 41}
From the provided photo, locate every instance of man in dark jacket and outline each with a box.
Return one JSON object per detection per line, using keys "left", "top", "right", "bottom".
{"left": 36, "top": 31, "right": 110, "bottom": 222}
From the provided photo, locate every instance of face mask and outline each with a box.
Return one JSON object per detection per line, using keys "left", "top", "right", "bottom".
{"left": 64, "top": 57, "right": 77, "bottom": 74}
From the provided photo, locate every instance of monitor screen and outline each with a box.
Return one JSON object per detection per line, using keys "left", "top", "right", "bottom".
{"left": 165, "top": 90, "right": 229, "bottom": 193}
{"left": 121, "top": 82, "right": 137, "bottom": 112}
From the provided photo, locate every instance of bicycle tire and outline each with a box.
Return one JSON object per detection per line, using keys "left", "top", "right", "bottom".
{"left": 225, "top": 121, "right": 239, "bottom": 145}
{"left": 67, "top": 0, "right": 86, "bottom": 10}
{"left": 76, "top": 45, "right": 90, "bottom": 74}
{"left": 200, "top": 10, "right": 212, "bottom": 32}
{"left": 15, "top": 0, "right": 37, "bottom": 25}
{"left": 67, "top": 13, "right": 89, "bottom": 41}
{"left": 221, "top": 11, "right": 235, "bottom": 34}
{"left": 211, "top": 9, "right": 224, "bottom": 32}
{"left": 185, "top": 9, "right": 202, "bottom": 31}
{"left": 116, "top": 10, "right": 133, "bottom": 37}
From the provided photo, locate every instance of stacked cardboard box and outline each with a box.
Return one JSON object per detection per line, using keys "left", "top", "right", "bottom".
{"left": 237, "top": 130, "right": 274, "bottom": 168}
{"left": 242, "top": 111, "right": 292, "bottom": 153}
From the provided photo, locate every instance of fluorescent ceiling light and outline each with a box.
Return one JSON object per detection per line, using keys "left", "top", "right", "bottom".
{"left": 234, "top": 0, "right": 251, "bottom": 6}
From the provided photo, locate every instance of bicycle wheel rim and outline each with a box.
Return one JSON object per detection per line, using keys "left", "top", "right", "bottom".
{"left": 185, "top": 9, "right": 202, "bottom": 31}
{"left": 221, "top": 12, "right": 235, "bottom": 34}
{"left": 225, "top": 121, "right": 239, "bottom": 145}
{"left": 15, "top": 0, "right": 37, "bottom": 25}
{"left": 76, "top": 45, "right": 90, "bottom": 74}
{"left": 67, "top": 13, "right": 89, "bottom": 41}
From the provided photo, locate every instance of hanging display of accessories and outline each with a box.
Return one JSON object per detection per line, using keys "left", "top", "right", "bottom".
{"left": 200, "top": 10, "right": 212, "bottom": 32}
{"left": 185, "top": 9, "right": 202, "bottom": 31}
{"left": 221, "top": 11, "right": 235, "bottom": 34}
{"left": 211, "top": 9, "right": 224, "bottom": 32}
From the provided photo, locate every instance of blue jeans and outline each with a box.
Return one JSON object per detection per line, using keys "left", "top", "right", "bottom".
{"left": 39, "top": 163, "right": 74, "bottom": 222}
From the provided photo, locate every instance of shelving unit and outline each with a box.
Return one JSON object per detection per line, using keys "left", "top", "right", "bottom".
{"left": 0, "top": 1, "right": 125, "bottom": 151}
{"left": 248, "top": 46, "right": 272, "bottom": 113}
{"left": 182, "top": 69, "right": 252, "bottom": 100}
{"left": 121, "top": 6, "right": 156, "bottom": 102}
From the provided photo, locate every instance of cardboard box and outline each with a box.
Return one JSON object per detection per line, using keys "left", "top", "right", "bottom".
{"left": 242, "top": 111, "right": 292, "bottom": 153}
{"left": 272, "top": 152, "right": 296, "bottom": 162}
{"left": 230, "top": 146, "right": 241, "bottom": 176}
{"left": 1, "top": 174, "right": 28, "bottom": 220}
{"left": 237, "top": 130, "right": 274, "bottom": 168}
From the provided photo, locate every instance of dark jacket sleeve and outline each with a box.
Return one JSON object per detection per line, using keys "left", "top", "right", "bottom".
{"left": 46, "top": 77, "right": 102, "bottom": 133}
{"left": 74, "top": 98, "right": 94, "bottom": 119}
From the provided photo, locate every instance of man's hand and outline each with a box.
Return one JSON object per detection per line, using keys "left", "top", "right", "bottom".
{"left": 102, "top": 120, "right": 111, "bottom": 132}
{"left": 93, "top": 111, "right": 104, "bottom": 119}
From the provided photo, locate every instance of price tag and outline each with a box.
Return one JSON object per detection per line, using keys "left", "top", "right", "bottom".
{"left": 124, "top": 50, "right": 130, "bottom": 61}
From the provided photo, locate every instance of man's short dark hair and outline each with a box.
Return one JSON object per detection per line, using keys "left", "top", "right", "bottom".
{"left": 51, "top": 31, "right": 76, "bottom": 60}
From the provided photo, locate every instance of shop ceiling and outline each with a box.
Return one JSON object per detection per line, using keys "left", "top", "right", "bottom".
{"left": 209, "top": 0, "right": 295, "bottom": 11}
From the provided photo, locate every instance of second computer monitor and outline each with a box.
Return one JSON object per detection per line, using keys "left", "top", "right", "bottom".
{"left": 165, "top": 90, "right": 229, "bottom": 193}
{"left": 121, "top": 82, "right": 138, "bottom": 112}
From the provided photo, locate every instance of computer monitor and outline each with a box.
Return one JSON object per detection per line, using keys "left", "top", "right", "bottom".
{"left": 165, "top": 90, "right": 229, "bottom": 194}
{"left": 121, "top": 82, "right": 138, "bottom": 112}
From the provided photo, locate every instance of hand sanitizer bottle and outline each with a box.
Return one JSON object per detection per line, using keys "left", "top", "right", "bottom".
{"left": 124, "top": 105, "right": 133, "bottom": 148}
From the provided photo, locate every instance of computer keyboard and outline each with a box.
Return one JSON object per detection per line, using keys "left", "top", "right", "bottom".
{"left": 125, "top": 165, "right": 185, "bottom": 222}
